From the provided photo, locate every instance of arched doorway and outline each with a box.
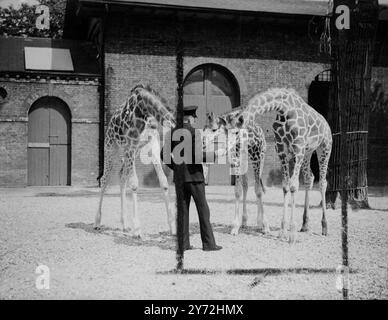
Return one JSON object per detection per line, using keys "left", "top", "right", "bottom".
{"left": 28, "top": 97, "right": 71, "bottom": 186}
{"left": 308, "top": 69, "right": 332, "bottom": 181}
{"left": 184, "top": 64, "right": 240, "bottom": 185}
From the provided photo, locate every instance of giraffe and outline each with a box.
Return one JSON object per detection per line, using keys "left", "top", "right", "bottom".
{"left": 236, "top": 88, "right": 332, "bottom": 243}
{"left": 94, "top": 84, "right": 176, "bottom": 237}
{"left": 202, "top": 117, "right": 213, "bottom": 185}
{"left": 206, "top": 111, "right": 268, "bottom": 235}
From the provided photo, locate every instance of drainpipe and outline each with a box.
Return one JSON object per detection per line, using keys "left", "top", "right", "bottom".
{"left": 97, "top": 4, "right": 109, "bottom": 187}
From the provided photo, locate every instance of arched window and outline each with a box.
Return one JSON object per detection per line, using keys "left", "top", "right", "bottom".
{"left": 183, "top": 64, "right": 240, "bottom": 129}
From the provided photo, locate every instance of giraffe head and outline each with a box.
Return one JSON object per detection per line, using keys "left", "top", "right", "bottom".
{"left": 205, "top": 112, "right": 227, "bottom": 132}
{"left": 131, "top": 84, "right": 176, "bottom": 129}
{"left": 204, "top": 110, "right": 248, "bottom": 171}
{"left": 206, "top": 109, "right": 245, "bottom": 134}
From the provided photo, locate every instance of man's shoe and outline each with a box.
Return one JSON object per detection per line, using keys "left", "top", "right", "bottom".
{"left": 203, "top": 245, "right": 222, "bottom": 251}
{"left": 183, "top": 245, "right": 194, "bottom": 251}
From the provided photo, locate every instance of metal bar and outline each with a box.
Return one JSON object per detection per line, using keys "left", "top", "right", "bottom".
{"left": 175, "top": 17, "right": 185, "bottom": 272}
{"left": 27, "top": 142, "right": 50, "bottom": 148}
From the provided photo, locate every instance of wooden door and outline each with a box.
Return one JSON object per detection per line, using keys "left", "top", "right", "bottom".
{"left": 183, "top": 64, "right": 239, "bottom": 185}
{"left": 28, "top": 97, "right": 71, "bottom": 186}
{"left": 28, "top": 105, "right": 50, "bottom": 186}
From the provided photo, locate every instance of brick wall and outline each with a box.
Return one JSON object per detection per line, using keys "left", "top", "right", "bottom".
{"left": 104, "top": 11, "right": 388, "bottom": 187}
{"left": 0, "top": 78, "right": 100, "bottom": 186}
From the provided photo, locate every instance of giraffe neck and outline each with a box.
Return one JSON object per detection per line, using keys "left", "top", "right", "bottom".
{"left": 245, "top": 88, "right": 294, "bottom": 117}
{"left": 136, "top": 88, "right": 176, "bottom": 128}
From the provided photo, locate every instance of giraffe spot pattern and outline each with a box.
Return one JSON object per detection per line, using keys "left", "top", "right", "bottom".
{"left": 286, "top": 109, "right": 297, "bottom": 120}
{"left": 273, "top": 121, "right": 282, "bottom": 131}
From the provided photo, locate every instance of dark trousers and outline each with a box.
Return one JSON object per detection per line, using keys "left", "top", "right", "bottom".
{"left": 182, "top": 182, "right": 216, "bottom": 250}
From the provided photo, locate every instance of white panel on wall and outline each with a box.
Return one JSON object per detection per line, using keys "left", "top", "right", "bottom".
{"left": 24, "top": 47, "right": 74, "bottom": 71}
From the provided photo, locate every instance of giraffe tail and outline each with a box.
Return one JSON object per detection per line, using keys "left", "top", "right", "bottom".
{"left": 260, "top": 178, "right": 266, "bottom": 194}
{"left": 97, "top": 173, "right": 103, "bottom": 188}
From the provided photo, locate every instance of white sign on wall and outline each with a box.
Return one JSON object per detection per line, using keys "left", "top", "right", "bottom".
{"left": 24, "top": 47, "right": 74, "bottom": 71}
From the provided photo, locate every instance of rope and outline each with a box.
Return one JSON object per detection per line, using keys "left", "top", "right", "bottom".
{"left": 331, "top": 158, "right": 368, "bottom": 164}
{"left": 329, "top": 186, "right": 369, "bottom": 192}
{"left": 319, "top": 0, "right": 333, "bottom": 55}
{"left": 332, "top": 131, "right": 369, "bottom": 136}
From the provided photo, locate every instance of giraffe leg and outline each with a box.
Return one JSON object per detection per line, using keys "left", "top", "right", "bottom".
{"left": 278, "top": 155, "right": 290, "bottom": 240}
{"left": 94, "top": 152, "right": 114, "bottom": 230}
{"left": 317, "top": 145, "right": 331, "bottom": 236}
{"left": 128, "top": 165, "right": 141, "bottom": 238}
{"left": 241, "top": 173, "right": 248, "bottom": 227}
{"left": 300, "top": 152, "right": 314, "bottom": 232}
{"left": 203, "top": 164, "right": 209, "bottom": 185}
{"left": 253, "top": 162, "right": 268, "bottom": 234}
{"left": 119, "top": 168, "right": 130, "bottom": 233}
{"left": 289, "top": 153, "right": 304, "bottom": 244}
{"left": 231, "top": 175, "right": 243, "bottom": 235}
{"left": 121, "top": 149, "right": 142, "bottom": 238}
{"left": 152, "top": 151, "right": 175, "bottom": 235}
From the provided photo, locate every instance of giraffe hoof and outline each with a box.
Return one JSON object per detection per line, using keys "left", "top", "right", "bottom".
{"left": 133, "top": 229, "right": 144, "bottom": 240}
{"left": 170, "top": 224, "right": 177, "bottom": 236}
{"left": 134, "top": 234, "right": 143, "bottom": 240}
{"left": 93, "top": 224, "right": 102, "bottom": 231}
{"left": 123, "top": 228, "right": 131, "bottom": 233}
{"left": 322, "top": 221, "right": 328, "bottom": 236}
{"left": 230, "top": 227, "right": 239, "bottom": 236}
{"left": 288, "top": 233, "right": 297, "bottom": 244}
{"left": 257, "top": 222, "right": 270, "bottom": 234}
{"left": 278, "top": 230, "right": 287, "bottom": 240}
{"left": 300, "top": 225, "right": 310, "bottom": 233}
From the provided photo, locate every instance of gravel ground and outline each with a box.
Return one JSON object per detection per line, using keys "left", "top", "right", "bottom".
{"left": 0, "top": 185, "right": 387, "bottom": 300}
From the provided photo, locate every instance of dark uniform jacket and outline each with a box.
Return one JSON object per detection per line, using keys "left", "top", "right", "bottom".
{"left": 162, "top": 123, "right": 214, "bottom": 183}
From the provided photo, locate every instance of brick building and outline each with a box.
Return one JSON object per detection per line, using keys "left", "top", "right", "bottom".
{"left": 64, "top": 0, "right": 388, "bottom": 187}
{"left": 0, "top": 37, "right": 101, "bottom": 186}
{"left": 1, "top": 0, "right": 387, "bottom": 187}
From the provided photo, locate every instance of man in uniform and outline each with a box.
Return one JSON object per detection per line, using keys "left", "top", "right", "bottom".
{"left": 162, "top": 105, "right": 223, "bottom": 251}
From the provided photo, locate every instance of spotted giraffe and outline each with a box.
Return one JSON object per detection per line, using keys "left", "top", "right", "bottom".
{"left": 206, "top": 111, "right": 268, "bottom": 235}
{"left": 202, "top": 116, "right": 214, "bottom": 185}
{"left": 94, "top": 84, "right": 176, "bottom": 237}
{"left": 242, "top": 88, "right": 332, "bottom": 243}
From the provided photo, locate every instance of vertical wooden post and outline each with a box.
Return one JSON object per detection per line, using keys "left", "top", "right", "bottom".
{"left": 175, "top": 16, "right": 185, "bottom": 271}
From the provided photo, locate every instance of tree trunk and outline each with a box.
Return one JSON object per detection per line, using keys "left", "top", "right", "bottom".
{"left": 326, "top": 0, "right": 379, "bottom": 209}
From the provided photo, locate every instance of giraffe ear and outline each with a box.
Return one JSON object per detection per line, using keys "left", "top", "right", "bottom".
{"left": 218, "top": 116, "right": 227, "bottom": 127}
{"left": 236, "top": 114, "right": 244, "bottom": 128}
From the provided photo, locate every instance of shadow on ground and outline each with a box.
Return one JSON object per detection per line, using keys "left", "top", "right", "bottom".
{"left": 65, "top": 221, "right": 284, "bottom": 251}
{"left": 208, "top": 197, "right": 322, "bottom": 209}
{"left": 66, "top": 222, "right": 176, "bottom": 251}
{"left": 157, "top": 267, "right": 357, "bottom": 276}
{"left": 35, "top": 190, "right": 172, "bottom": 203}
{"left": 200, "top": 222, "right": 282, "bottom": 241}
